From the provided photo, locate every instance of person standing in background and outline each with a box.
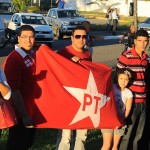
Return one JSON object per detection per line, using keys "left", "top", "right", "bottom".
{"left": 112, "top": 8, "right": 119, "bottom": 35}
{"left": 55, "top": 0, "right": 66, "bottom": 9}
{"left": 105, "top": 7, "right": 112, "bottom": 31}
{"left": 82, "top": 21, "right": 94, "bottom": 55}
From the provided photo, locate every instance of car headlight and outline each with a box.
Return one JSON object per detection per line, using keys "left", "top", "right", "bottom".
{"left": 63, "top": 21, "right": 69, "bottom": 25}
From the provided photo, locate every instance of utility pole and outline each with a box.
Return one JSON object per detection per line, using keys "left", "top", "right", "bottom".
{"left": 134, "top": 0, "right": 138, "bottom": 31}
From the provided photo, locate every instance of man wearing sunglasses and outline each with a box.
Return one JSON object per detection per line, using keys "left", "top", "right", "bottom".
{"left": 56, "top": 26, "right": 92, "bottom": 150}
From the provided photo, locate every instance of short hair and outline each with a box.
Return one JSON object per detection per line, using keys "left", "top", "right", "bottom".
{"left": 134, "top": 29, "right": 149, "bottom": 39}
{"left": 72, "top": 26, "right": 87, "bottom": 36}
{"left": 17, "top": 25, "right": 35, "bottom": 36}
{"left": 81, "top": 21, "right": 90, "bottom": 28}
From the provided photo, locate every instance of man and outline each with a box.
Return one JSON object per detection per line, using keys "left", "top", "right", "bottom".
{"left": 119, "top": 24, "right": 136, "bottom": 52}
{"left": 112, "top": 8, "right": 119, "bottom": 35}
{"left": 117, "top": 29, "right": 149, "bottom": 150}
{"left": 55, "top": 0, "right": 66, "bottom": 9}
{"left": 3, "top": 25, "right": 36, "bottom": 150}
{"left": 82, "top": 21, "right": 94, "bottom": 55}
{"left": 56, "top": 26, "right": 92, "bottom": 150}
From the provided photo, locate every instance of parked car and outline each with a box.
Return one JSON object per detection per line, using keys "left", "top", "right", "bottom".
{"left": 138, "top": 18, "right": 150, "bottom": 35}
{"left": 8, "top": 13, "right": 54, "bottom": 46}
{"left": 45, "top": 8, "right": 86, "bottom": 39}
{"left": 0, "top": 16, "right": 5, "bottom": 47}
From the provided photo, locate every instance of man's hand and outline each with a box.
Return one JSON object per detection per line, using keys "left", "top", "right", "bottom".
{"left": 71, "top": 56, "right": 81, "bottom": 62}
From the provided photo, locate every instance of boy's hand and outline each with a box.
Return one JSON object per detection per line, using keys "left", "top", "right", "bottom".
{"left": 71, "top": 56, "right": 81, "bottom": 62}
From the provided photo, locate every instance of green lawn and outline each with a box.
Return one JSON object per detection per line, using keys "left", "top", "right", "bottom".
{"left": 79, "top": 11, "right": 147, "bottom": 31}
{"left": 0, "top": 129, "right": 102, "bottom": 150}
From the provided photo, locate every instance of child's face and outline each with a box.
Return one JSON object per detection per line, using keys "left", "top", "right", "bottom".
{"left": 118, "top": 74, "right": 129, "bottom": 90}
{"left": 130, "top": 25, "right": 136, "bottom": 33}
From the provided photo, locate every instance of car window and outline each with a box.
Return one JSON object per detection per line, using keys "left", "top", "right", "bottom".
{"left": 53, "top": 10, "right": 57, "bottom": 17}
{"left": 12, "top": 15, "right": 17, "bottom": 22}
{"left": 21, "top": 15, "right": 47, "bottom": 25}
{"left": 57, "top": 10, "right": 80, "bottom": 18}
{"left": 14, "top": 15, "right": 20, "bottom": 23}
{"left": 48, "top": 10, "right": 53, "bottom": 17}
{"left": 16, "top": 15, "right": 21, "bottom": 23}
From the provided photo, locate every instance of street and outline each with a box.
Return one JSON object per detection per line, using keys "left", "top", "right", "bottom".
{"left": 1, "top": 38, "right": 150, "bottom": 69}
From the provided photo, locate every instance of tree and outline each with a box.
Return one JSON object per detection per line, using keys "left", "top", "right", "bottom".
{"left": 134, "top": 0, "right": 138, "bottom": 30}
{"left": 12, "top": 0, "right": 30, "bottom": 12}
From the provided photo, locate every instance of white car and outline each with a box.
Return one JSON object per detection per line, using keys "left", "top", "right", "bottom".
{"left": 0, "top": 16, "right": 5, "bottom": 47}
{"left": 138, "top": 18, "right": 150, "bottom": 35}
{"left": 8, "top": 13, "right": 54, "bottom": 46}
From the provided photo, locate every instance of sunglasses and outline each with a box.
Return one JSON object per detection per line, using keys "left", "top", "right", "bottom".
{"left": 74, "top": 35, "right": 87, "bottom": 39}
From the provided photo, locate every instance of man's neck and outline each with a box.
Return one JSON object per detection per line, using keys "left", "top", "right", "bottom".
{"left": 135, "top": 48, "right": 143, "bottom": 58}
{"left": 72, "top": 45, "right": 84, "bottom": 52}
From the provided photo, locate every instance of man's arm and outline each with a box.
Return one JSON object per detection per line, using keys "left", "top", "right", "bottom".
{"left": 0, "top": 82, "right": 11, "bottom": 99}
{"left": 12, "top": 89, "right": 34, "bottom": 128}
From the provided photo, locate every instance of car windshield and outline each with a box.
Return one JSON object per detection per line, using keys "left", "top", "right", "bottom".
{"left": 58, "top": 10, "right": 80, "bottom": 18}
{"left": 21, "top": 15, "right": 47, "bottom": 25}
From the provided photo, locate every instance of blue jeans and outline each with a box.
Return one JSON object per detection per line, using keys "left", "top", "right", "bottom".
{"left": 119, "top": 102, "right": 146, "bottom": 150}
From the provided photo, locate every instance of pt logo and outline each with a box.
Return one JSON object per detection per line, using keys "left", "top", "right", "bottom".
{"left": 63, "top": 71, "right": 110, "bottom": 128}
{"left": 83, "top": 94, "right": 101, "bottom": 114}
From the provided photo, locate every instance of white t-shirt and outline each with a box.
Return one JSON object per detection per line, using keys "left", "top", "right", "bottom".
{"left": 113, "top": 84, "right": 133, "bottom": 118}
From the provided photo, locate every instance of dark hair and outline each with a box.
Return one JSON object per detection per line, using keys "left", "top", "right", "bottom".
{"left": 114, "top": 68, "right": 132, "bottom": 84}
{"left": 17, "top": 25, "right": 35, "bottom": 36}
{"left": 72, "top": 26, "right": 87, "bottom": 36}
{"left": 114, "top": 68, "right": 133, "bottom": 90}
{"left": 134, "top": 29, "right": 149, "bottom": 39}
{"left": 81, "top": 21, "right": 90, "bottom": 28}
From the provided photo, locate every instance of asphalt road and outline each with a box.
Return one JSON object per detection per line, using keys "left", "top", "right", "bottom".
{"left": 1, "top": 38, "right": 150, "bottom": 69}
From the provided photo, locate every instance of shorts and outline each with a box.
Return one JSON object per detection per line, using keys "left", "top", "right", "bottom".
{"left": 101, "top": 125, "right": 127, "bottom": 136}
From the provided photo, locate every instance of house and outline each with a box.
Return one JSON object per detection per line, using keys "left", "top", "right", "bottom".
{"left": 64, "top": 0, "right": 150, "bottom": 17}
{"left": 32, "top": 0, "right": 150, "bottom": 17}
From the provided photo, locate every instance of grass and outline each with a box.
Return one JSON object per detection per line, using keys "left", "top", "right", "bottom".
{"left": 0, "top": 129, "right": 102, "bottom": 150}
{"left": 79, "top": 11, "right": 147, "bottom": 31}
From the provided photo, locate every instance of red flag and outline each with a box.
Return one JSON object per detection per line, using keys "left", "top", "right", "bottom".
{"left": 32, "top": 45, "right": 123, "bottom": 129}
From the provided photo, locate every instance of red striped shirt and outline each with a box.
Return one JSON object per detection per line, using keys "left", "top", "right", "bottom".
{"left": 117, "top": 47, "right": 149, "bottom": 103}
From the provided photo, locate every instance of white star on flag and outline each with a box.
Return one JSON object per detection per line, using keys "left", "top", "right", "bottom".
{"left": 63, "top": 71, "right": 110, "bottom": 128}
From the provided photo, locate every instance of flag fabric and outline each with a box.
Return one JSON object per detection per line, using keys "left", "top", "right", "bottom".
{"left": 32, "top": 45, "right": 123, "bottom": 129}
{"left": 0, "top": 99, "right": 17, "bottom": 129}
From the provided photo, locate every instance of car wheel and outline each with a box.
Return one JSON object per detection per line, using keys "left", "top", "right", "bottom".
{"left": 56, "top": 29, "right": 63, "bottom": 39}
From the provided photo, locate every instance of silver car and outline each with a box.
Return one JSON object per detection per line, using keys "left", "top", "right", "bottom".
{"left": 138, "top": 18, "right": 150, "bottom": 35}
{"left": 8, "top": 13, "right": 54, "bottom": 46}
{"left": 46, "top": 8, "right": 86, "bottom": 39}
